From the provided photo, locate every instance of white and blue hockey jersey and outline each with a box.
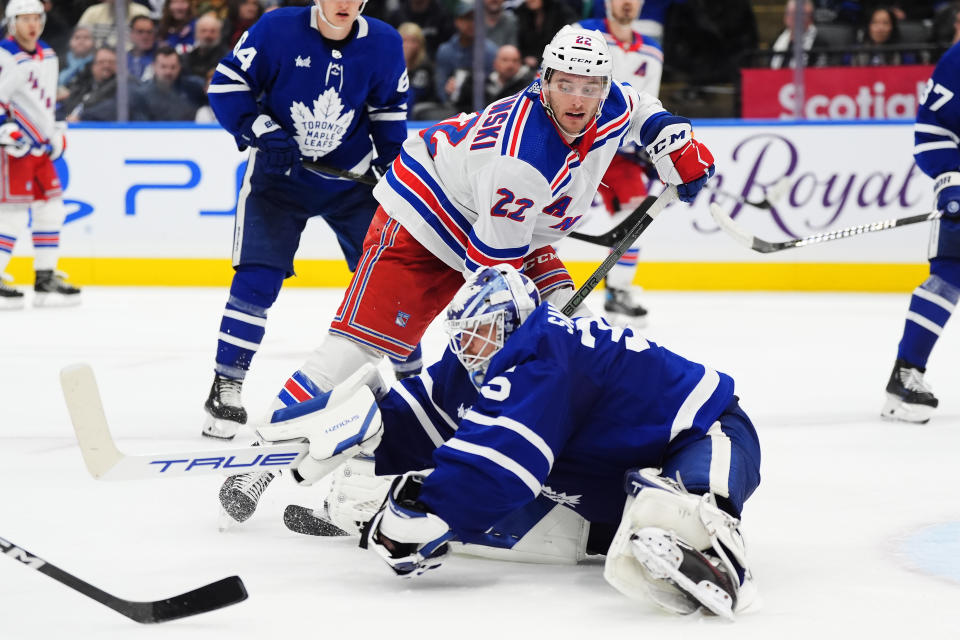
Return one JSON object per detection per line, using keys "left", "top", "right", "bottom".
{"left": 577, "top": 19, "right": 663, "bottom": 99}
{"left": 914, "top": 42, "right": 960, "bottom": 179}
{"left": 373, "top": 79, "right": 667, "bottom": 273}
{"left": 375, "top": 303, "right": 738, "bottom": 541}
{"left": 208, "top": 6, "right": 408, "bottom": 181}
{"left": 0, "top": 37, "right": 58, "bottom": 146}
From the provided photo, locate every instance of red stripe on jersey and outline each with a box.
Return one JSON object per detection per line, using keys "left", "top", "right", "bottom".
{"left": 392, "top": 155, "right": 469, "bottom": 247}
{"left": 507, "top": 98, "right": 533, "bottom": 157}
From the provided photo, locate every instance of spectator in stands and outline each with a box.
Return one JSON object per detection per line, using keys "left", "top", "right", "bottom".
{"left": 186, "top": 13, "right": 230, "bottom": 77}
{"left": 159, "top": 0, "right": 197, "bottom": 54}
{"left": 58, "top": 25, "right": 95, "bottom": 91}
{"left": 451, "top": 43, "right": 534, "bottom": 112}
{"left": 224, "top": 0, "right": 265, "bottom": 48}
{"left": 59, "top": 46, "right": 121, "bottom": 122}
{"left": 388, "top": 0, "right": 455, "bottom": 60}
{"left": 514, "top": 0, "right": 577, "bottom": 70}
{"left": 769, "top": 0, "right": 829, "bottom": 69}
{"left": 195, "top": 68, "right": 218, "bottom": 123}
{"left": 128, "top": 15, "right": 158, "bottom": 82}
{"left": 78, "top": 0, "right": 152, "bottom": 48}
{"left": 434, "top": 1, "right": 497, "bottom": 104}
{"left": 196, "top": 0, "right": 231, "bottom": 20}
{"left": 484, "top": 0, "right": 518, "bottom": 48}
{"left": 398, "top": 22, "right": 440, "bottom": 119}
{"left": 130, "top": 46, "right": 207, "bottom": 120}
{"left": 848, "top": 6, "right": 918, "bottom": 65}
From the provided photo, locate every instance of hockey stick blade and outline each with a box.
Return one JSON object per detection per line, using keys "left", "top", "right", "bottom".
{"left": 60, "top": 364, "right": 308, "bottom": 480}
{"left": 562, "top": 185, "right": 677, "bottom": 315}
{"left": 0, "top": 536, "right": 248, "bottom": 624}
{"left": 283, "top": 505, "right": 351, "bottom": 537}
{"left": 710, "top": 203, "right": 943, "bottom": 254}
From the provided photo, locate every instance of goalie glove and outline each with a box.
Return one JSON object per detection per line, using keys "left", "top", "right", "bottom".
{"left": 239, "top": 114, "right": 299, "bottom": 176}
{"left": 934, "top": 171, "right": 960, "bottom": 217}
{"left": 643, "top": 114, "right": 715, "bottom": 203}
{"left": 0, "top": 121, "right": 32, "bottom": 158}
{"left": 361, "top": 472, "right": 455, "bottom": 578}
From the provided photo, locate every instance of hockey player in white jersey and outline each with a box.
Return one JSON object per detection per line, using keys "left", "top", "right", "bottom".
{"left": 579, "top": 0, "right": 664, "bottom": 324}
{"left": 0, "top": 0, "right": 78, "bottom": 310}
{"left": 218, "top": 24, "right": 716, "bottom": 520}
{"left": 247, "top": 265, "right": 760, "bottom": 619}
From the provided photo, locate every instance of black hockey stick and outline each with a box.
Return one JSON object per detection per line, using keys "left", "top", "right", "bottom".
{"left": 0, "top": 536, "right": 247, "bottom": 623}
{"left": 301, "top": 160, "right": 650, "bottom": 247}
{"left": 709, "top": 202, "right": 943, "bottom": 254}
{"left": 703, "top": 176, "right": 790, "bottom": 211}
{"left": 562, "top": 185, "right": 677, "bottom": 316}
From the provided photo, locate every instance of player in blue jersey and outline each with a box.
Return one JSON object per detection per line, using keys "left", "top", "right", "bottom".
{"left": 251, "top": 264, "right": 761, "bottom": 619}
{"left": 882, "top": 42, "right": 960, "bottom": 423}
{"left": 201, "top": 0, "right": 416, "bottom": 439}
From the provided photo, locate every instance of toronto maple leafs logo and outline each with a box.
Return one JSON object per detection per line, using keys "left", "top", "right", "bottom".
{"left": 541, "top": 485, "right": 581, "bottom": 507}
{"left": 295, "top": 55, "right": 311, "bottom": 68}
{"left": 290, "top": 87, "right": 355, "bottom": 157}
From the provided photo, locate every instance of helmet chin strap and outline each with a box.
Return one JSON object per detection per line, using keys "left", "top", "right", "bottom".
{"left": 314, "top": 0, "right": 366, "bottom": 31}
{"left": 541, "top": 89, "right": 600, "bottom": 141}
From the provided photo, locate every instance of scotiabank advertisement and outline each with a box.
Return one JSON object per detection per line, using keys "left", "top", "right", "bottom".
{"left": 741, "top": 65, "right": 934, "bottom": 119}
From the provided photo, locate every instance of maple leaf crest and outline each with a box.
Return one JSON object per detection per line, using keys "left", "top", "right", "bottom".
{"left": 289, "top": 87, "right": 355, "bottom": 157}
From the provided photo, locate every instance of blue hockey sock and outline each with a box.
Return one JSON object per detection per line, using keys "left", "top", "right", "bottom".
{"left": 896, "top": 266, "right": 960, "bottom": 368}
{"left": 214, "top": 265, "right": 284, "bottom": 379}
{"left": 390, "top": 343, "right": 423, "bottom": 378}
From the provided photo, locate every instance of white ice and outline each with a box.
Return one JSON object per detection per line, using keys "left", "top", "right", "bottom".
{"left": 2, "top": 287, "right": 959, "bottom": 639}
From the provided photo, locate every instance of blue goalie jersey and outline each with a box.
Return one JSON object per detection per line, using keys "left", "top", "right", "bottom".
{"left": 208, "top": 6, "right": 408, "bottom": 181}
{"left": 914, "top": 42, "right": 960, "bottom": 179}
{"left": 375, "top": 303, "right": 742, "bottom": 542}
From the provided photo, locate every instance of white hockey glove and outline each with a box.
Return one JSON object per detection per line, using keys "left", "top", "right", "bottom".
{"left": 0, "top": 121, "right": 32, "bottom": 158}
{"left": 361, "top": 472, "right": 455, "bottom": 578}
{"left": 257, "top": 365, "right": 384, "bottom": 486}
{"left": 324, "top": 455, "right": 393, "bottom": 535}
{"left": 604, "top": 468, "right": 753, "bottom": 621}
{"left": 644, "top": 115, "right": 715, "bottom": 204}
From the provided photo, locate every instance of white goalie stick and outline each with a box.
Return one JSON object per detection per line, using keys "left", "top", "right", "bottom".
{"left": 61, "top": 364, "right": 311, "bottom": 481}
{"left": 0, "top": 535, "right": 247, "bottom": 623}
{"left": 704, "top": 176, "right": 790, "bottom": 211}
{"left": 301, "top": 159, "right": 653, "bottom": 247}
{"left": 709, "top": 202, "right": 943, "bottom": 254}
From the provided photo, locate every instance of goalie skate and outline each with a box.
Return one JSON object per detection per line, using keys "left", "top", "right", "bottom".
{"left": 630, "top": 527, "right": 737, "bottom": 621}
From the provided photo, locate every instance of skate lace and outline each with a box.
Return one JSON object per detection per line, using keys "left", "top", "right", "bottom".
{"left": 217, "top": 377, "right": 244, "bottom": 407}
{"left": 234, "top": 471, "right": 275, "bottom": 501}
{"left": 900, "top": 367, "right": 933, "bottom": 394}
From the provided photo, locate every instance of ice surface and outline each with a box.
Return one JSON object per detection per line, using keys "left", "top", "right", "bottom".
{"left": 1, "top": 287, "right": 958, "bottom": 638}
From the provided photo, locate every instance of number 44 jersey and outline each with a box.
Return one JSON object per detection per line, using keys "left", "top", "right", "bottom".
{"left": 373, "top": 79, "right": 667, "bottom": 274}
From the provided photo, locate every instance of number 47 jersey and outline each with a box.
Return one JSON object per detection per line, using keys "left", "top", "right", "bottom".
{"left": 373, "top": 79, "right": 666, "bottom": 274}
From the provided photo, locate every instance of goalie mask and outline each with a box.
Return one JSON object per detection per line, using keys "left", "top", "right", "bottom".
{"left": 444, "top": 264, "right": 541, "bottom": 386}
{"left": 4, "top": 0, "right": 45, "bottom": 34}
{"left": 539, "top": 25, "right": 612, "bottom": 138}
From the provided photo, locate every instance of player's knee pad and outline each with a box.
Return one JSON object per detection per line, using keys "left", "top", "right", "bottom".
{"left": 299, "top": 333, "right": 384, "bottom": 393}
{"left": 29, "top": 197, "right": 66, "bottom": 230}
{"left": 929, "top": 258, "right": 960, "bottom": 293}
{"left": 231, "top": 264, "right": 285, "bottom": 309}
{"left": 604, "top": 468, "right": 751, "bottom": 610}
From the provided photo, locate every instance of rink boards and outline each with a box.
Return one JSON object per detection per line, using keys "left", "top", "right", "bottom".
{"left": 5, "top": 120, "right": 932, "bottom": 291}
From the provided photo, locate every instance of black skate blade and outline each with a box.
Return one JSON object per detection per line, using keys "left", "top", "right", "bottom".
{"left": 283, "top": 505, "right": 350, "bottom": 537}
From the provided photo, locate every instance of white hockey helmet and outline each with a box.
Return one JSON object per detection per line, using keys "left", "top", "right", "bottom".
{"left": 540, "top": 25, "right": 612, "bottom": 97}
{"left": 5, "top": 0, "right": 45, "bottom": 33}
{"left": 444, "top": 264, "right": 540, "bottom": 386}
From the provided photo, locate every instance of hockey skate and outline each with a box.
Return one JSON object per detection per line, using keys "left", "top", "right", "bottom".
{"left": 0, "top": 273, "right": 24, "bottom": 310}
{"left": 33, "top": 270, "right": 81, "bottom": 307}
{"left": 219, "top": 469, "right": 277, "bottom": 523}
{"left": 203, "top": 374, "right": 247, "bottom": 439}
{"left": 630, "top": 527, "right": 738, "bottom": 620}
{"left": 882, "top": 358, "right": 939, "bottom": 424}
{"left": 604, "top": 286, "right": 648, "bottom": 327}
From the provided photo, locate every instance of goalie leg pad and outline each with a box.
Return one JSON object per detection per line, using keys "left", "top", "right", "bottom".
{"left": 604, "top": 469, "right": 754, "bottom": 618}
